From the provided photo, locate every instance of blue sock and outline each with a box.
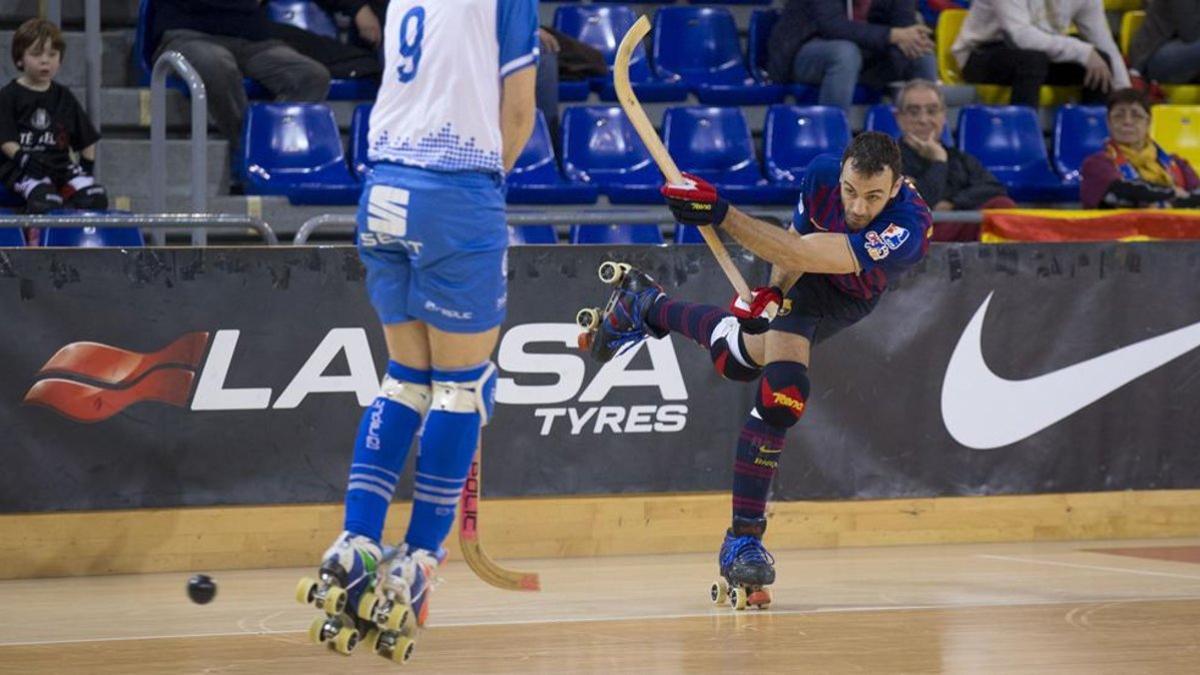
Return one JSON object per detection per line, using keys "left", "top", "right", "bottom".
{"left": 343, "top": 361, "right": 431, "bottom": 542}
{"left": 404, "top": 362, "right": 492, "bottom": 553}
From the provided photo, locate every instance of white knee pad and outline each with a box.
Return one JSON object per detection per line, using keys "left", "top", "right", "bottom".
{"left": 430, "top": 362, "right": 497, "bottom": 425}
{"left": 381, "top": 374, "right": 432, "bottom": 415}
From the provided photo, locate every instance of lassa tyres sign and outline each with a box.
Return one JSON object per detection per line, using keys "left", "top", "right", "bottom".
{"left": 1, "top": 243, "right": 1199, "bottom": 513}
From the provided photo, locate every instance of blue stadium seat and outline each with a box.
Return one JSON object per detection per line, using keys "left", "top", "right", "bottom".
{"left": 40, "top": 212, "right": 144, "bottom": 248}
{"left": 1053, "top": 105, "right": 1108, "bottom": 185}
{"left": 241, "top": 104, "right": 360, "bottom": 205}
{"left": 0, "top": 228, "right": 24, "bottom": 246}
{"left": 507, "top": 111, "right": 601, "bottom": 205}
{"left": 662, "top": 106, "right": 796, "bottom": 204}
{"left": 509, "top": 225, "right": 558, "bottom": 245}
{"left": 349, "top": 103, "right": 372, "bottom": 178}
{"left": 0, "top": 185, "right": 22, "bottom": 208}
{"left": 553, "top": 5, "right": 688, "bottom": 103}
{"left": 674, "top": 224, "right": 706, "bottom": 243}
{"left": 764, "top": 105, "right": 851, "bottom": 185}
{"left": 561, "top": 106, "right": 662, "bottom": 204}
{"left": 653, "top": 8, "right": 785, "bottom": 105}
{"left": 136, "top": 0, "right": 376, "bottom": 100}
{"left": 957, "top": 106, "right": 1077, "bottom": 203}
{"left": 559, "top": 80, "right": 591, "bottom": 102}
{"left": 266, "top": 0, "right": 338, "bottom": 39}
{"left": 747, "top": 9, "right": 879, "bottom": 104}
{"left": 864, "top": 104, "right": 954, "bottom": 147}
{"left": 569, "top": 224, "right": 664, "bottom": 245}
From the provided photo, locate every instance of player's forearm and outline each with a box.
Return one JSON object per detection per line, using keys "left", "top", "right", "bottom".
{"left": 721, "top": 208, "right": 860, "bottom": 274}
{"left": 500, "top": 68, "right": 537, "bottom": 172}
{"left": 769, "top": 266, "right": 802, "bottom": 294}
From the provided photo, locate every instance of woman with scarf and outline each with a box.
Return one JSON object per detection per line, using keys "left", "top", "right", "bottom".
{"left": 1081, "top": 88, "right": 1200, "bottom": 208}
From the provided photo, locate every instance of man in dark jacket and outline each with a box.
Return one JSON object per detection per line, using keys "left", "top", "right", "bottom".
{"left": 152, "top": 0, "right": 331, "bottom": 170}
{"left": 894, "top": 80, "right": 1014, "bottom": 240}
{"left": 766, "top": 0, "right": 935, "bottom": 110}
{"left": 1130, "top": 0, "right": 1200, "bottom": 84}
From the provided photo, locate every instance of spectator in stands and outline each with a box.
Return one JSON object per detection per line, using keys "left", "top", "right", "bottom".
{"left": 267, "top": 2, "right": 384, "bottom": 83}
{"left": 151, "top": 0, "right": 331, "bottom": 186}
{"left": 1130, "top": 0, "right": 1200, "bottom": 85}
{"left": 1081, "top": 88, "right": 1200, "bottom": 208}
{"left": 766, "top": 0, "right": 937, "bottom": 110}
{"left": 951, "top": 0, "right": 1129, "bottom": 107}
{"left": 0, "top": 19, "right": 107, "bottom": 215}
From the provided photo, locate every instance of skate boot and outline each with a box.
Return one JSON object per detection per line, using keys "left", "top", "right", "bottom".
{"left": 711, "top": 516, "right": 775, "bottom": 610}
{"left": 575, "top": 262, "right": 667, "bottom": 363}
{"left": 360, "top": 544, "right": 441, "bottom": 664}
{"left": 295, "top": 531, "right": 383, "bottom": 655}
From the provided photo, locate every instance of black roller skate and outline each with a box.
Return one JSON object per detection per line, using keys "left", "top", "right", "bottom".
{"left": 711, "top": 516, "right": 774, "bottom": 610}
{"left": 575, "top": 262, "right": 667, "bottom": 363}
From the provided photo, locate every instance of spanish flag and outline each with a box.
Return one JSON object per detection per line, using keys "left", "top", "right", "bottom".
{"left": 981, "top": 209, "right": 1200, "bottom": 243}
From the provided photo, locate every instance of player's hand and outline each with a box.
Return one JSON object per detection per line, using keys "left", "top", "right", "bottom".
{"left": 1083, "top": 50, "right": 1113, "bottom": 93}
{"left": 730, "top": 286, "right": 781, "bottom": 334}
{"left": 14, "top": 150, "right": 49, "bottom": 180}
{"left": 355, "top": 5, "right": 382, "bottom": 48}
{"left": 903, "top": 133, "right": 947, "bottom": 163}
{"left": 662, "top": 173, "right": 730, "bottom": 228}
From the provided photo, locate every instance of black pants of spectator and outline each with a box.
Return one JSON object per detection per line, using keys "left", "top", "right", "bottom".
{"left": 156, "top": 30, "right": 331, "bottom": 152}
{"left": 962, "top": 42, "right": 1114, "bottom": 107}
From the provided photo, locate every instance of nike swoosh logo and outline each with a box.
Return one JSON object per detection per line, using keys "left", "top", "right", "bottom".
{"left": 941, "top": 292, "right": 1200, "bottom": 450}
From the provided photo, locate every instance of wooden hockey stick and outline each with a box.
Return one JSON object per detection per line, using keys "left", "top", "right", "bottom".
{"left": 457, "top": 444, "right": 540, "bottom": 591}
{"left": 613, "top": 16, "right": 753, "bottom": 303}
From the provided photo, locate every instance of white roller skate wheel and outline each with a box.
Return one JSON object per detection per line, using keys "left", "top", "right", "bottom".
{"left": 384, "top": 604, "right": 412, "bottom": 632}
{"left": 308, "top": 616, "right": 328, "bottom": 644}
{"left": 576, "top": 307, "right": 600, "bottom": 330}
{"left": 323, "top": 585, "right": 348, "bottom": 616}
{"left": 332, "top": 626, "right": 358, "bottom": 655}
{"left": 295, "top": 577, "right": 319, "bottom": 605}
{"left": 711, "top": 578, "right": 729, "bottom": 605}
{"left": 732, "top": 586, "right": 749, "bottom": 611}
{"left": 598, "top": 261, "right": 623, "bottom": 284}
{"left": 365, "top": 628, "right": 382, "bottom": 653}
{"left": 391, "top": 636, "right": 416, "bottom": 664}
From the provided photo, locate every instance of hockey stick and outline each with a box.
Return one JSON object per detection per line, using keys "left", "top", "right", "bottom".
{"left": 614, "top": 16, "right": 753, "bottom": 303}
{"left": 457, "top": 444, "right": 540, "bottom": 591}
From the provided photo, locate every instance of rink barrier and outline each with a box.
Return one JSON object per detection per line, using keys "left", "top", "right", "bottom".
{"left": 0, "top": 213, "right": 279, "bottom": 245}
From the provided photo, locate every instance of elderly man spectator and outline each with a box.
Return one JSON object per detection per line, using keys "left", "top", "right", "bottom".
{"left": 893, "top": 79, "right": 1014, "bottom": 240}
{"left": 1081, "top": 88, "right": 1200, "bottom": 208}
{"left": 951, "top": 0, "right": 1129, "bottom": 107}
{"left": 767, "top": 0, "right": 937, "bottom": 111}
{"left": 1130, "top": 0, "right": 1200, "bottom": 85}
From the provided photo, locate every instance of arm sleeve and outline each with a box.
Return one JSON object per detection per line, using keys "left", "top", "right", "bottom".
{"left": 1076, "top": 152, "right": 1176, "bottom": 208}
{"left": 880, "top": 0, "right": 917, "bottom": 29}
{"left": 846, "top": 200, "right": 929, "bottom": 274}
{"left": 812, "top": 0, "right": 891, "bottom": 51}
{"left": 994, "top": 2, "right": 1094, "bottom": 65}
{"left": 947, "top": 153, "right": 1007, "bottom": 209}
{"left": 497, "top": 0, "right": 539, "bottom": 79}
{"left": 65, "top": 90, "right": 101, "bottom": 151}
{"left": 1073, "top": 0, "right": 1130, "bottom": 87}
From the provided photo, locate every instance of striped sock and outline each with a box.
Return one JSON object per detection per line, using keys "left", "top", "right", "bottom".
{"left": 649, "top": 296, "right": 731, "bottom": 350}
{"left": 732, "top": 415, "right": 786, "bottom": 520}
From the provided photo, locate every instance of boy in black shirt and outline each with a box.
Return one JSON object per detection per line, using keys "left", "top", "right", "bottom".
{"left": 0, "top": 18, "right": 107, "bottom": 214}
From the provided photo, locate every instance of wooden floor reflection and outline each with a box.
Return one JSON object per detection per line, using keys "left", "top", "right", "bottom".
{"left": 3, "top": 538, "right": 1200, "bottom": 674}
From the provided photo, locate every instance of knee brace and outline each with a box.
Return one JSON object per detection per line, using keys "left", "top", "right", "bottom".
{"left": 709, "top": 316, "right": 762, "bottom": 382}
{"left": 380, "top": 371, "right": 432, "bottom": 416}
{"left": 430, "top": 361, "right": 497, "bottom": 425}
{"left": 753, "top": 361, "right": 810, "bottom": 429}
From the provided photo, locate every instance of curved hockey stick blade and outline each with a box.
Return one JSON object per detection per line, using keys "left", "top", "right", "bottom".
{"left": 458, "top": 446, "right": 540, "bottom": 591}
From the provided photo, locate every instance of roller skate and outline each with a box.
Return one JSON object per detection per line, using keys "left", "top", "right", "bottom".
{"left": 575, "top": 261, "right": 667, "bottom": 363}
{"left": 711, "top": 516, "right": 774, "bottom": 611}
{"left": 295, "top": 531, "right": 386, "bottom": 656}
{"left": 359, "top": 544, "right": 441, "bottom": 664}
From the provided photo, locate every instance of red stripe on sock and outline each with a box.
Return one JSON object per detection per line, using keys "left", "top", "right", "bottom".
{"left": 735, "top": 459, "right": 776, "bottom": 478}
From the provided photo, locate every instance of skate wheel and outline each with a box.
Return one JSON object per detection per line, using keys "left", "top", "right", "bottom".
{"left": 391, "top": 636, "right": 416, "bottom": 664}
{"left": 748, "top": 589, "right": 772, "bottom": 609}
{"left": 356, "top": 590, "right": 379, "bottom": 622}
{"left": 295, "top": 577, "right": 319, "bottom": 605}
{"left": 598, "top": 261, "right": 627, "bottom": 285}
{"left": 308, "top": 616, "right": 329, "bottom": 644}
{"left": 323, "top": 585, "right": 348, "bottom": 616}
{"left": 365, "top": 628, "right": 382, "bottom": 653}
{"left": 731, "top": 586, "right": 749, "bottom": 611}
{"left": 710, "top": 578, "right": 729, "bottom": 606}
{"left": 383, "top": 604, "right": 411, "bottom": 632}
{"left": 331, "top": 625, "right": 358, "bottom": 655}
{"left": 576, "top": 307, "right": 600, "bottom": 331}
{"left": 576, "top": 331, "right": 594, "bottom": 351}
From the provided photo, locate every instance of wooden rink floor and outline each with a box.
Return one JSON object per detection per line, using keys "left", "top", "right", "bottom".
{"left": 3, "top": 538, "right": 1200, "bottom": 674}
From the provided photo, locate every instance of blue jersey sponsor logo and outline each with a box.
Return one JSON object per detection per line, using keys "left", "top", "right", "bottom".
{"left": 880, "top": 223, "right": 909, "bottom": 251}
{"left": 864, "top": 231, "right": 890, "bottom": 261}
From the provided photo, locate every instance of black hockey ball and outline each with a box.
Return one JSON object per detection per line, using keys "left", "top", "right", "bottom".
{"left": 187, "top": 574, "right": 217, "bottom": 604}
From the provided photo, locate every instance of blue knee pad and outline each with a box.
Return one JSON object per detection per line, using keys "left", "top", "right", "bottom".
{"left": 753, "top": 361, "right": 810, "bottom": 429}
{"left": 405, "top": 361, "right": 496, "bottom": 552}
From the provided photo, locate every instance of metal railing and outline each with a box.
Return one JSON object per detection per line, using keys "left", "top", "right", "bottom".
{"left": 292, "top": 208, "right": 985, "bottom": 245}
{"left": 151, "top": 52, "right": 209, "bottom": 245}
{"left": 0, "top": 214, "right": 279, "bottom": 246}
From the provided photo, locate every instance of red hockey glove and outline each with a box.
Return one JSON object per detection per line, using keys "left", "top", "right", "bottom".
{"left": 661, "top": 173, "right": 730, "bottom": 228}
{"left": 730, "top": 286, "right": 781, "bottom": 334}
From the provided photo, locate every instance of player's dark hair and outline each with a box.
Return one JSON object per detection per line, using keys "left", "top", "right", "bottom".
{"left": 1106, "top": 87, "right": 1151, "bottom": 115}
{"left": 12, "top": 18, "right": 65, "bottom": 69}
{"left": 841, "top": 132, "right": 902, "bottom": 183}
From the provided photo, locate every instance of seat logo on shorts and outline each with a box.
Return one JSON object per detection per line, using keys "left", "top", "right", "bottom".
{"left": 367, "top": 185, "right": 411, "bottom": 237}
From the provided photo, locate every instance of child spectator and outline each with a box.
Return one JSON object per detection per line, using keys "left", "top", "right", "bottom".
{"left": 0, "top": 18, "right": 107, "bottom": 214}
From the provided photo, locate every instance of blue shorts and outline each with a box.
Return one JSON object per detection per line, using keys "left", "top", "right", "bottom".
{"left": 357, "top": 164, "right": 508, "bottom": 333}
{"left": 769, "top": 275, "right": 879, "bottom": 344}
